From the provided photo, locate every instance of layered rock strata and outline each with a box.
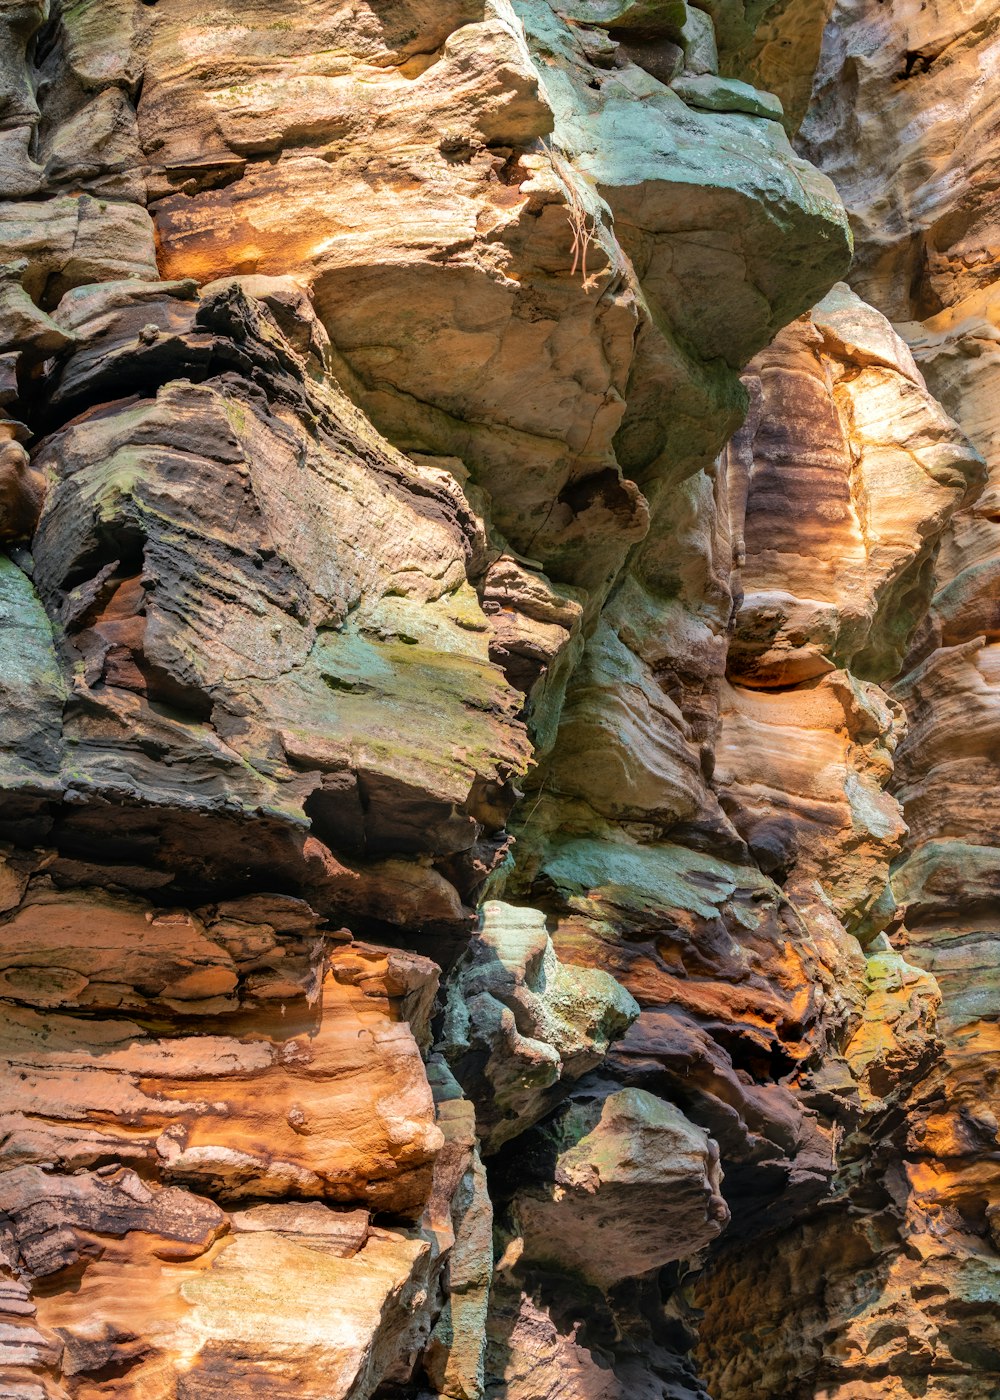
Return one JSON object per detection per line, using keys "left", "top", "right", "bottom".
{"left": 0, "top": 1, "right": 996, "bottom": 1399}
{"left": 691, "top": 1, "right": 1000, "bottom": 1392}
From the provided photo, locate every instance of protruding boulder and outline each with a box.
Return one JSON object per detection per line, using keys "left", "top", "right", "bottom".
{"left": 0, "top": 421, "right": 44, "bottom": 544}
{"left": 507, "top": 1086, "right": 729, "bottom": 1286}
{"left": 727, "top": 284, "right": 986, "bottom": 688}
{"left": 441, "top": 900, "right": 639, "bottom": 1152}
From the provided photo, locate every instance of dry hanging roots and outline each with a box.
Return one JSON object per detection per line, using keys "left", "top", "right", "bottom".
{"left": 544, "top": 141, "right": 600, "bottom": 290}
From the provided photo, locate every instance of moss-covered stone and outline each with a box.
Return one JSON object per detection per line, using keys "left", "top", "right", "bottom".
{"left": 0, "top": 556, "right": 65, "bottom": 786}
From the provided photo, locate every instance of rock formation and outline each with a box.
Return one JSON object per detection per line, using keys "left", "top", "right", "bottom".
{"left": 0, "top": 1, "right": 996, "bottom": 1398}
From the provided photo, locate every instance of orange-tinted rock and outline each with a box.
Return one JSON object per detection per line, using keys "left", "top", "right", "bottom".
{"left": 0, "top": 865, "right": 463, "bottom": 1400}
{"left": 727, "top": 284, "right": 985, "bottom": 687}
{"left": 715, "top": 672, "right": 907, "bottom": 931}
{"left": 2, "top": 940, "right": 440, "bottom": 1216}
{"left": 690, "top": 2, "right": 1000, "bottom": 1390}
{"left": 10, "top": 0, "right": 998, "bottom": 1395}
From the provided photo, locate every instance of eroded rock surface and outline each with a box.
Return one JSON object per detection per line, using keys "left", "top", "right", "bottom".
{"left": 682, "top": 5, "right": 1000, "bottom": 1397}
{"left": 0, "top": 0, "right": 996, "bottom": 1398}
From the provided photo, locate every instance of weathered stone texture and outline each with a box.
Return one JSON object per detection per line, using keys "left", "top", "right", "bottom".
{"left": 0, "top": 0, "right": 997, "bottom": 1397}
{"left": 686, "top": 1, "right": 1000, "bottom": 1389}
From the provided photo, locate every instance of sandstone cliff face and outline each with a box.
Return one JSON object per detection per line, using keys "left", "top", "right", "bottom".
{"left": 690, "top": 2, "right": 1000, "bottom": 1393}
{"left": 0, "top": 2, "right": 996, "bottom": 1399}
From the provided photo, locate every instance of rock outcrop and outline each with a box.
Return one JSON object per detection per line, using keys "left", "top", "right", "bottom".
{"left": 0, "top": 1, "right": 997, "bottom": 1398}
{"left": 690, "top": 4, "right": 1000, "bottom": 1392}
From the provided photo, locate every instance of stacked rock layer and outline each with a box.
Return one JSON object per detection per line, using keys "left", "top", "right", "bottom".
{"left": 0, "top": 2, "right": 995, "bottom": 1399}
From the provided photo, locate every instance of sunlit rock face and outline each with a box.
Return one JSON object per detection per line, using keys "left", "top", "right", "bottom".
{"left": 687, "top": 1, "right": 1000, "bottom": 1393}
{"left": 0, "top": 0, "right": 996, "bottom": 1398}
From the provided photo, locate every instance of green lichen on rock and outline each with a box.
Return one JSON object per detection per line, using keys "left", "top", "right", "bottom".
{"left": 441, "top": 899, "right": 639, "bottom": 1151}
{"left": 0, "top": 555, "right": 65, "bottom": 785}
{"left": 671, "top": 72, "right": 783, "bottom": 118}
{"left": 515, "top": 0, "right": 851, "bottom": 365}
{"left": 508, "top": 1086, "right": 729, "bottom": 1286}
